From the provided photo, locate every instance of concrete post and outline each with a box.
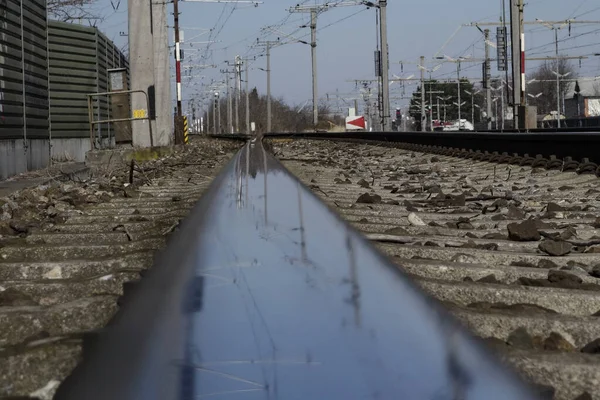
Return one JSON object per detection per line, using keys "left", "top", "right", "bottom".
{"left": 153, "top": 0, "right": 171, "bottom": 146}
{"left": 129, "top": 0, "right": 157, "bottom": 147}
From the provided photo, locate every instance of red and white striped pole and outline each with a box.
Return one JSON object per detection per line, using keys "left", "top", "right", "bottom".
{"left": 520, "top": 31, "right": 526, "bottom": 103}
{"left": 174, "top": 0, "right": 182, "bottom": 118}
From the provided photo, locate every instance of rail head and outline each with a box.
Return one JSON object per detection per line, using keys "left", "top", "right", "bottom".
{"left": 55, "top": 137, "right": 539, "bottom": 399}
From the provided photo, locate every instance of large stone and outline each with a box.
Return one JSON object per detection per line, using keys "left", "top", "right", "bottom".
{"left": 408, "top": 212, "right": 426, "bottom": 226}
{"left": 547, "top": 202, "right": 566, "bottom": 212}
{"left": 590, "top": 265, "right": 600, "bottom": 279}
{"left": 507, "top": 327, "right": 534, "bottom": 350}
{"left": 507, "top": 220, "right": 541, "bottom": 241}
{"left": 506, "top": 205, "right": 526, "bottom": 219}
{"left": 548, "top": 270, "right": 582, "bottom": 285}
{"left": 0, "top": 221, "right": 14, "bottom": 236}
{"left": 543, "top": 332, "right": 576, "bottom": 352}
{"left": 357, "top": 178, "right": 370, "bottom": 188}
{"left": 539, "top": 239, "right": 573, "bottom": 256}
{"left": 356, "top": 193, "right": 381, "bottom": 204}
{"left": 581, "top": 338, "right": 600, "bottom": 354}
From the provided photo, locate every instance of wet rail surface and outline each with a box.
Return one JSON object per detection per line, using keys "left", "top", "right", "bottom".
{"left": 272, "top": 138, "right": 600, "bottom": 400}
{"left": 53, "top": 138, "right": 537, "bottom": 399}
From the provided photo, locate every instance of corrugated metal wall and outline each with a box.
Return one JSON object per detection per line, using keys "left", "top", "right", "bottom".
{"left": 0, "top": 0, "right": 49, "bottom": 141}
{"left": 0, "top": 2, "right": 129, "bottom": 179}
{"left": 47, "top": 21, "right": 128, "bottom": 142}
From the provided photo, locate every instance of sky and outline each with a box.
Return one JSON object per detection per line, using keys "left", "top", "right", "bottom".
{"left": 88, "top": 0, "right": 600, "bottom": 115}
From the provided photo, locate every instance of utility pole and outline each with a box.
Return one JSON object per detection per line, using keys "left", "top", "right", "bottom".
{"left": 173, "top": 0, "right": 182, "bottom": 118}
{"left": 256, "top": 40, "right": 279, "bottom": 132}
{"left": 152, "top": 0, "right": 171, "bottom": 146}
{"left": 420, "top": 56, "right": 425, "bottom": 132}
{"left": 554, "top": 28, "right": 560, "bottom": 128}
{"left": 484, "top": 29, "right": 492, "bottom": 130}
{"left": 212, "top": 92, "right": 217, "bottom": 135}
{"left": 129, "top": 0, "right": 156, "bottom": 147}
{"left": 217, "top": 92, "right": 222, "bottom": 133}
{"left": 457, "top": 61, "right": 462, "bottom": 123}
{"left": 235, "top": 55, "right": 241, "bottom": 132}
{"left": 536, "top": 19, "right": 572, "bottom": 128}
{"left": 379, "top": 0, "right": 390, "bottom": 131}
{"left": 290, "top": 2, "right": 363, "bottom": 130}
{"left": 221, "top": 68, "right": 234, "bottom": 133}
{"left": 245, "top": 60, "right": 250, "bottom": 135}
{"left": 310, "top": 10, "right": 318, "bottom": 129}
{"left": 171, "top": 0, "right": 186, "bottom": 144}
{"left": 510, "top": 0, "right": 524, "bottom": 129}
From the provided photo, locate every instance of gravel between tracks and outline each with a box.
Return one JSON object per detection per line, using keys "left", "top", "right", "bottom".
{"left": 0, "top": 137, "right": 242, "bottom": 398}
{"left": 271, "top": 138, "right": 600, "bottom": 400}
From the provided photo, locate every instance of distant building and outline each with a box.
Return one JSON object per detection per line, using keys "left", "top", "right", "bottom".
{"left": 564, "top": 80, "right": 600, "bottom": 119}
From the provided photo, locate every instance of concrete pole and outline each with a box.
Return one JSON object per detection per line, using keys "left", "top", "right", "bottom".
{"left": 457, "top": 62, "right": 461, "bottom": 124}
{"left": 212, "top": 94, "right": 217, "bottom": 135}
{"left": 266, "top": 42, "right": 272, "bottom": 132}
{"left": 428, "top": 79, "right": 433, "bottom": 131}
{"left": 245, "top": 62, "right": 250, "bottom": 135}
{"left": 501, "top": 84, "right": 505, "bottom": 130}
{"left": 224, "top": 70, "right": 232, "bottom": 133}
{"left": 217, "top": 93, "right": 222, "bottom": 133}
{"left": 420, "top": 56, "right": 425, "bottom": 132}
{"left": 206, "top": 106, "right": 210, "bottom": 134}
{"left": 129, "top": 0, "right": 156, "bottom": 147}
{"left": 153, "top": 0, "right": 171, "bottom": 145}
{"left": 379, "top": 0, "right": 390, "bottom": 131}
{"left": 471, "top": 94, "right": 475, "bottom": 125}
{"left": 555, "top": 28, "right": 561, "bottom": 128}
{"left": 485, "top": 29, "right": 492, "bottom": 130}
{"left": 310, "top": 10, "right": 318, "bottom": 129}
{"left": 235, "top": 55, "right": 241, "bottom": 132}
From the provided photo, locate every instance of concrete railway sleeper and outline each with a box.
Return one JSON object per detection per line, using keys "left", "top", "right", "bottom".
{"left": 49, "top": 137, "right": 538, "bottom": 400}
{"left": 3, "top": 133, "right": 600, "bottom": 399}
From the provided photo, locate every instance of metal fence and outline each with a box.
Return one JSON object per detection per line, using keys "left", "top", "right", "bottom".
{"left": 0, "top": 0, "right": 49, "bottom": 141}
{"left": 48, "top": 21, "right": 129, "bottom": 145}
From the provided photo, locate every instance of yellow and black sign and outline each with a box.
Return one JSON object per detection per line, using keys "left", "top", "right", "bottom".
{"left": 132, "top": 109, "right": 147, "bottom": 119}
{"left": 183, "top": 116, "right": 189, "bottom": 144}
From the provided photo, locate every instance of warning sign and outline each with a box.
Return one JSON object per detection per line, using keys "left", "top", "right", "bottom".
{"left": 345, "top": 116, "right": 366, "bottom": 130}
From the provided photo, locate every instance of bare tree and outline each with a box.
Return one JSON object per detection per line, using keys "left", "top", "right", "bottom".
{"left": 47, "top": 0, "right": 107, "bottom": 24}
{"left": 527, "top": 59, "right": 576, "bottom": 115}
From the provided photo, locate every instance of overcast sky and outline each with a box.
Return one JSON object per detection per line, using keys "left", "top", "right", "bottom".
{"left": 94, "top": 0, "right": 600, "bottom": 114}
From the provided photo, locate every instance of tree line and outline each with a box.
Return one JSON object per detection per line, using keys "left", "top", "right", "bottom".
{"left": 201, "top": 88, "right": 344, "bottom": 133}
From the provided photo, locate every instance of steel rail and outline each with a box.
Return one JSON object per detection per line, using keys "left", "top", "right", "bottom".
{"left": 265, "top": 131, "right": 600, "bottom": 167}
{"left": 55, "top": 136, "right": 538, "bottom": 399}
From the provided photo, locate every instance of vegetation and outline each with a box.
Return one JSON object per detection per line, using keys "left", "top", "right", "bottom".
{"left": 409, "top": 80, "right": 485, "bottom": 130}
{"left": 526, "top": 59, "right": 577, "bottom": 115}
{"left": 202, "top": 88, "right": 344, "bottom": 133}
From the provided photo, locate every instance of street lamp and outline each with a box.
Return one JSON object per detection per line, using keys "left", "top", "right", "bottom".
{"left": 552, "top": 71, "right": 571, "bottom": 124}
{"left": 464, "top": 89, "right": 481, "bottom": 125}
{"left": 537, "top": 18, "right": 571, "bottom": 128}
{"left": 437, "top": 95, "right": 452, "bottom": 122}
{"left": 453, "top": 101, "right": 467, "bottom": 129}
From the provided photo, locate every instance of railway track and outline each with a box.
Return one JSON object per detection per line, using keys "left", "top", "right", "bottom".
{"left": 272, "top": 138, "right": 600, "bottom": 400}
{"left": 3, "top": 133, "right": 600, "bottom": 399}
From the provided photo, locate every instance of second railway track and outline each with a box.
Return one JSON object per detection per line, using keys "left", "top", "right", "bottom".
{"left": 271, "top": 138, "right": 600, "bottom": 400}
